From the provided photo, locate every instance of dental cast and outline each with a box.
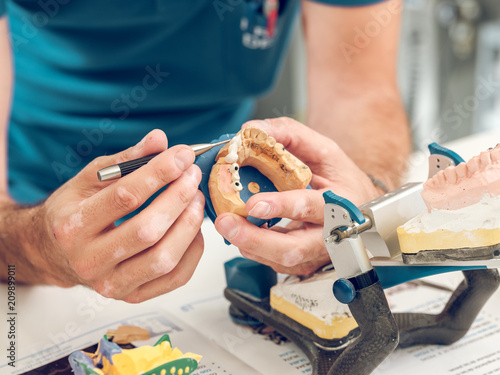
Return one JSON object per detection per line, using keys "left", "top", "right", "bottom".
{"left": 208, "top": 127, "right": 312, "bottom": 217}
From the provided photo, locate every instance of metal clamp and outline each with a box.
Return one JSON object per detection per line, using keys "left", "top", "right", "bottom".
{"left": 323, "top": 192, "right": 373, "bottom": 279}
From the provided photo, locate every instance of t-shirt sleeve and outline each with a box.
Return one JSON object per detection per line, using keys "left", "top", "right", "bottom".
{"left": 309, "top": 0, "right": 388, "bottom": 6}
{"left": 0, "top": 1, "right": 6, "bottom": 17}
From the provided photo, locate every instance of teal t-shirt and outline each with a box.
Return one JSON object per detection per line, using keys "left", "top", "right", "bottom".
{"left": 1, "top": 0, "right": 384, "bottom": 204}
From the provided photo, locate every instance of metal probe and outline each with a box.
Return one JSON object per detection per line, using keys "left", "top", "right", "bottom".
{"left": 97, "top": 139, "right": 230, "bottom": 181}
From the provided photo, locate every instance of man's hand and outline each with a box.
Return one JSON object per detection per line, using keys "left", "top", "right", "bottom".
{"left": 214, "top": 117, "right": 381, "bottom": 275}
{"left": 2, "top": 130, "right": 205, "bottom": 303}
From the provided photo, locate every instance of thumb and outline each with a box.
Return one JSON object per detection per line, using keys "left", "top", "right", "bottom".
{"left": 245, "top": 189, "right": 326, "bottom": 224}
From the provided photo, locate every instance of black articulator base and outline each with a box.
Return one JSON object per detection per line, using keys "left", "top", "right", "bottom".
{"left": 225, "top": 279, "right": 398, "bottom": 375}
{"left": 327, "top": 281, "right": 398, "bottom": 375}
{"left": 395, "top": 269, "right": 500, "bottom": 347}
{"left": 225, "top": 269, "right": 499, "bottom": 374}
{"left": 224, "top": 288, "right": 356, "bottom": 375}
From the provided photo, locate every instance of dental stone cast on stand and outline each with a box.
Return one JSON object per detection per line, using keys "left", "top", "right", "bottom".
{"left": 219, "top": 141, "right": 500, "bottom": 375}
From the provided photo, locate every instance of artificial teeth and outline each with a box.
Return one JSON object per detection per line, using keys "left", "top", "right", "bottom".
{"left": 229, "top": 163, "right": 239, "bottom": 173}
{"left": 444, "top": 167, "right": 457, "bottom": 184}
{"left": 231, "top": 181, "right": 243, "bottom": 191}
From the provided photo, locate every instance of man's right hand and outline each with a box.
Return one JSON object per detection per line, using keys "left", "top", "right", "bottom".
{"left": 32, "top": 129, "right": 205, "bottom": 303}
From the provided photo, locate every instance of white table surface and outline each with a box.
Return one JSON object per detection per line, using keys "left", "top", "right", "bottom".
{"left": 1, "top": 128, "right": 499, "bottom": 374}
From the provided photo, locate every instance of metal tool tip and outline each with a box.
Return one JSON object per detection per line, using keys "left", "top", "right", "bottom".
{"left": 97, "top": 165, "right": 121, "bottom": 182}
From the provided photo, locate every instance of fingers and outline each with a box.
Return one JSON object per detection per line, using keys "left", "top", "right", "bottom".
{"left": 93, "top": 192, "right": 205, "bottom": 302}
{"left": 77, "top": 144, "right": 196, "bottom": 233}
{"left": 239, "top": 248, "right": 328, "bottom": 276}
{"left": 77, "top": 129, "right": 169, "bottom": 190}
{"left": 245, "top": 189, "right": 326, "bottom": 224}
{"left": 243, "top": 117, "right": 381, "bottom": 205}
{"left": 126, "top": 231, "right": 204, "bottom": 303}
{"left": 91, "top": 165, "right": 203, "bottom": 269}
{"left": 215, "top": 213, "right": 329, "bottom": 274}
{"left": 242, "top": 117, "right": 339, "bottom": 165}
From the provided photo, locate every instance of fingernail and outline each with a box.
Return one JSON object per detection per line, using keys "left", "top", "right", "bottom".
{"left": 136, "top": 133, "right": 148, "bottom": 150}
{"left": 192, "top": 191, "right": 205, "bottom": 209}
{"left": 248, "top": 201, "right": 271, "bottom": 218}
{"left": 216, "top": 216, "right": 239, "bottom": 240}
{"left": 185, "top": 165, "right": 201, "bottom": 183}
{"left": 175, "top": 148, "right": 194, "bottom": 171}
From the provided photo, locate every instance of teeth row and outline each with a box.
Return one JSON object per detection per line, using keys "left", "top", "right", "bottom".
{"left": 225, "top": 134, "right": 242, "bottom": 164}
{"left": 231, "top": 180, "right": 243, "bottom": 192}
{"left": 229, "top": 163, "right": 242, "bottom": 192}
{"left": 241, "top": 128, "right": 289, "bottom": 159}
{"left": 425, "top": 145, "right": 500, "bottom": 189}
{"left": 223, "top": 135, "right": 243, "bottom": 192}
{"left": 243, "top": 127, "right": 268, "bottom": 141}
{"left": 224, "top": 128, "right": 274, "bottom": 193}
{"left": 220, "top": 126, "right": 311, "bottom": 193}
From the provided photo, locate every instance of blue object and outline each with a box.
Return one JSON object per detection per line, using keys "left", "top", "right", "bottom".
{"left": 93, "top": 338, "right": 122, "bottom": 367}
{"left": 428, "top": 143, "right": 465, "bottom": 165}
{"left": 245, "top": 0, "right": 262, "bottom": 33}
{"left": 224, "top": 257, "right": 277, "bottom": 300}
{"left": 196, "top": 134, "right": 282, "bottom": 239}
{"left": 323, "top": 191, "right": 366, "bottom": 224}
{"left": 333, "top": 278, "right": 357, "bottom": 304}
{"left": 375, "top": 265, "right": 486, "bottom": 289}
{"left": 0, "top": 0, "right": 388, "bottom": 19}
{"left": 310, "top": 0, "right": 388, "bottom": 5}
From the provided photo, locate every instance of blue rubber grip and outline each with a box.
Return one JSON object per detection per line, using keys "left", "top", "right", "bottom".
{"left": 196, "top": 134, "right": 282, "bottom": 245}
{"left": 224, "top": 257, "right": 277, "bottom": 300}
{"left": 375, "top": 265, "right": 486, "bottom": 289}
{"left": 323, "top": 191, "right": 365, "bottom": 224}
{"left": 428, "top": 143, "right": 465, "bottom": 165}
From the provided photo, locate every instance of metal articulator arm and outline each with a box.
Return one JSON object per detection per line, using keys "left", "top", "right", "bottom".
{"left": 323, "top": 191, "right": 398, "bottom": 375}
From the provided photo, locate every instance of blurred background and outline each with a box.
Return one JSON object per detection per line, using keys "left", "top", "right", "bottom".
{"left": 254, "top": 0, "right": 500, "bottom": 151}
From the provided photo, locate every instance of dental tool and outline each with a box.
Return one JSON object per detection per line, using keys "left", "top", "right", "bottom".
{"left": 97, "top": 139, "right": 230, "bottom": 182}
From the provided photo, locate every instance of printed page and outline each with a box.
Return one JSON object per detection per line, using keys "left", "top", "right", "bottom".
{"left": 0, "top": 307, "right": 258, "bottom": 375}
{"left": 170, "top": 293, "right": 312, "bottom": 375}
{"left": 373, "top": 273, "right": 500, "bottom": 375}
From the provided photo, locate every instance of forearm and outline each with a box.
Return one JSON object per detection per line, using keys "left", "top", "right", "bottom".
{"left": 0, "top": 19, "right": 46, "bottom": 284}
{"left": 0, "top": 198, "right": 57, "bottom": 285}
{"left": 307, "top": 84, "right": 411, "bottom": 190}
{"left": 303, "top": 0, "right": 411, "bottom": 189}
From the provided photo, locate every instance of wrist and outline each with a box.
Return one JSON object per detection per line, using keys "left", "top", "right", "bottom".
{"left": 27, "top": 202, "right": 76, "bottom": 287}
{"left": 0, "top": 200, "right": 63, "bottom": 285}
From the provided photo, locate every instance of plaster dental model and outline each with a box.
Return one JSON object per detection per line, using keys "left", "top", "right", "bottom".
{"left": 208, "top": 127, "right": 312, "bottom": 217}
{"left": 270, "top": 267, "right": 358, "bottom": 341}
{"left": 106, "top": 325, "right": 150, "bottom": 344}
{"left": 398, "top": 145, "right": 500, "bottom": 260}
{"left": 69, "top": 334, "right": 200, "bottom": 375}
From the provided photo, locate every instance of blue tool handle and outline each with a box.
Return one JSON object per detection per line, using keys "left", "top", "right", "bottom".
{"left": 375, "top": 265, "right": 486, "bottom": 289}
{"left": 323, "top": 191, "right": 365, "bottom": 224}
{"left": 428, "top": 142, "right": 465, "bottom": 165}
